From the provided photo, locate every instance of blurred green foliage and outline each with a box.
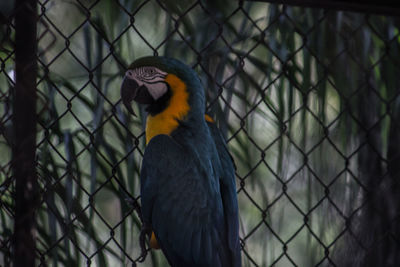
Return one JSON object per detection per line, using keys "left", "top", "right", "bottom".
{"left": 1, "top": 0, "right": 400, "bottom": 266}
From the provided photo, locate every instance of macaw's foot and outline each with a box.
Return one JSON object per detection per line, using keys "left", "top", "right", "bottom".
{"left": 138, "top": 223, "right": 152, "bottom": 262}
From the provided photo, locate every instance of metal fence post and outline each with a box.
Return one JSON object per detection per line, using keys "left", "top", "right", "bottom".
{"left": 12, "top": 0, "right": 38, "bottom": 266}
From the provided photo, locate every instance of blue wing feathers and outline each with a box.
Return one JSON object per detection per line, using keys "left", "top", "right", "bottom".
{"left": 191, "top": 229, "right": 201, "bottom": 261}
{"left": 207, "top": 121, "right": 241, "bottom": 265}
{"left": 140, "top": 122, "right": 241, "bottom": 267}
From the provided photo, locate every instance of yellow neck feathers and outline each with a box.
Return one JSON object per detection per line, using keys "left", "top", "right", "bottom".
{"left": 145, "top": 74, "right": 190, "bottom": 144}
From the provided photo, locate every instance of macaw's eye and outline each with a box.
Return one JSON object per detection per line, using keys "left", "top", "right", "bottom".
{"left": 145, "top": 68, "right": 155, "bottom": 75}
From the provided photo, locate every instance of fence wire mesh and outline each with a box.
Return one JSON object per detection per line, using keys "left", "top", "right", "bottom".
{"left": 1, "top": 0, "right": 400, "bottom": 266}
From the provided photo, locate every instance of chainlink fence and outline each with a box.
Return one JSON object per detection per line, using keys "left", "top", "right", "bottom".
{"left": 1, "top": 0, "right": 400, "bottom": 266}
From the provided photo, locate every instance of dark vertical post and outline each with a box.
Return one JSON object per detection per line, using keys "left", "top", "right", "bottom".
{"left": 12, "top": 0, "right": 38, "bottom": 266}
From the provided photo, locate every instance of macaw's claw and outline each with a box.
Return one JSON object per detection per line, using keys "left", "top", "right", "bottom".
{"left": 138, "top": 224, "right": 152, "bottom": 262}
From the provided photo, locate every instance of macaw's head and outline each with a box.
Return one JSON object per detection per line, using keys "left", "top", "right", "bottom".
{"left": 121, "top": 56, "right": 205, "bottom": 120}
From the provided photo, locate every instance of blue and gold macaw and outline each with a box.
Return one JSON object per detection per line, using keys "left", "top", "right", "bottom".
{"left": 121, "top": 56, "right": 241, "bottom": 267}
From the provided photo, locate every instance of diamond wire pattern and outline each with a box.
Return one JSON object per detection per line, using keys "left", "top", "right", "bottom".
{"left": 0, "top": 4, "right": 15, "bottom": 264}
{"left": 1, "top": 0, "right": 400, "bottom": 266}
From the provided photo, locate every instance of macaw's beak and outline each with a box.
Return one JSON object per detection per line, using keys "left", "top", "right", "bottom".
{"left": 120, "top": 76, "right": 155, "bottom": 116}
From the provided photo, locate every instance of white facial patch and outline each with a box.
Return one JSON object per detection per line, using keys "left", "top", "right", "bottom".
{"left": 146, "top": 82, "right": 168, "bottom": 100}
{"left": 125, "top": 67, "right": 168, "bottom": 100}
